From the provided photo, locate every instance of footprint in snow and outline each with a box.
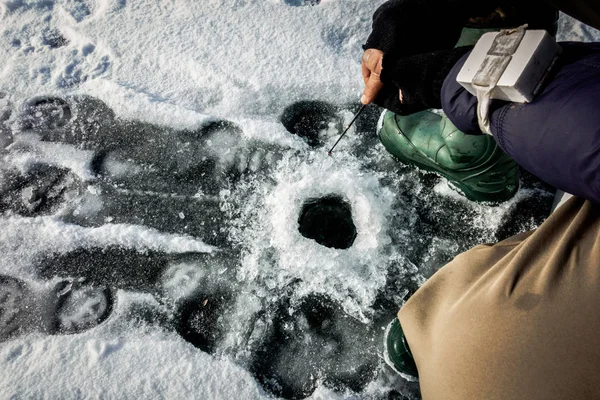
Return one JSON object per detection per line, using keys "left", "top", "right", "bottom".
{"left": 57, "top": 44, "right": 111, "bottom": 88}
{"left": 60, "top": 0, "right": 127, "bottom": 23}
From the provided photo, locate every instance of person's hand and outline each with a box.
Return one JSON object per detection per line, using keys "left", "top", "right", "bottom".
{"left": 361, "top": 48, "right": 384, "bottom": 105}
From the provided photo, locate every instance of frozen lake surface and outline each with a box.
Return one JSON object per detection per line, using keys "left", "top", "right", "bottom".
{"left": 0, "top": 1, "right": 598, "bottom": 399}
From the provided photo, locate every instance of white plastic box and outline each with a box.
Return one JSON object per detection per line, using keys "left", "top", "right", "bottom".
{"left": 456, "top": 29, "right": 562, "bottom": 103}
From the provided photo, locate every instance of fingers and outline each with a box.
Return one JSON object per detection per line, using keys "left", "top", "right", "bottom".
{"left": 362, "top": 76, "right": 383, "bottom": 105}
{"left": 361, "top": 49, "right": 375, "bottom": 86}
{"left": 360, "top": 49, "right": 384, "bottom": 104}
{"left": 362, "top": 62, "right": 371, "bottom": 87}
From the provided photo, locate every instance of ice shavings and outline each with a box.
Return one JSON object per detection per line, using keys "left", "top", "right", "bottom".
{"left": 234, "top": 151, "right": 401, "bottom": 319}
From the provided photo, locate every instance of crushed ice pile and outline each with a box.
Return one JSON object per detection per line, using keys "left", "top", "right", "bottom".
{"left": 0, "top": 1, "right": 598, "bottom": 399}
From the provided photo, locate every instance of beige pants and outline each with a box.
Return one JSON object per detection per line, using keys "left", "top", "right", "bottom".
{"left": 399, "top": 196, "right": 600, "bottom": 399}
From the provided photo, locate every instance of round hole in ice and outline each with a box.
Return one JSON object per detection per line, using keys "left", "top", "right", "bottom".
{"left": 298, "top": 195, "right": 357, "bottom": 249}
{"left": 280, "top": 101, "right": 341, "bottom": 147}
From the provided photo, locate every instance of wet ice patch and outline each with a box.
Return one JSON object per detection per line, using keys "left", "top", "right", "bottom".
{"left": 161, "top": 262, "right": 212, "bottom": 302}
{"left": 175, "top": 293, "right": 231, "bottom": 354}
{"left": 0, "top": 275, "right": 37, "bottom": 342}
{"left": 11, "top": 95, "right": 115, "bottom": 148}
{"left": 37, "top": 247, "right": 169, "bottom": 292}
{"left": 251, "top": 293, "right": 378, "bottom": 399}
{"left": 0, "top": 217, "right": 214, "bottom": 279}
{"left": 0, "top": 274, "right": 114, "bottom": 341}
{"left": 280, "top": 101, "right": 342, "bottom": 147}
{"left": 0, "top": 164, "right": 83, "bottom": 217}
{"left": 18, "top": 96, "right": 72, "bottom": 131}
{"left": 160, "top": 254, "right": 234, "bottom": 303}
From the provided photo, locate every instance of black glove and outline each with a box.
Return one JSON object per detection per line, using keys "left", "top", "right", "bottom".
{"left": 374, "top": 46, "right": 472, "bottom": 115}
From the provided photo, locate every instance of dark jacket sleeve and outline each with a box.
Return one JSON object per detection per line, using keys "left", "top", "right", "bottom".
{"left": 362, "top": 0, "right": 469, "bottom": 58}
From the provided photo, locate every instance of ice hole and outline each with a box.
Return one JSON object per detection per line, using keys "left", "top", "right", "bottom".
{"left": 298, "top": 195, "right": 357, "bottom": 249}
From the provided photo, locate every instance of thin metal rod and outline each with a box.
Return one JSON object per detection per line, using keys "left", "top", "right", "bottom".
{"left": 327, "top": 104, "right": 367, "bottom": 156}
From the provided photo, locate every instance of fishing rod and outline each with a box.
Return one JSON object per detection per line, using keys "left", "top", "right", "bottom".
{"left": 327, "top": 104, "right": 367, "bottom": 156}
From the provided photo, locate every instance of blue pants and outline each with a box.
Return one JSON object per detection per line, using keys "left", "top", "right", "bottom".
{"left": 442, "top": 42, "right": 600, "bottom": 203}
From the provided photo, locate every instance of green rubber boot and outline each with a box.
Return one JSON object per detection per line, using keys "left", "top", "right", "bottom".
{"left": 384, "top": 318, "right": 419, "bottom": 379}
{"left": 378, "top": 110, "right": 519, "bottom": 202}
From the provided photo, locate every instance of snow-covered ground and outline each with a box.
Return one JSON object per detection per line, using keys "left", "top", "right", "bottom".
{"left": 0, "top": 1, "right": 598, "bottom": 399}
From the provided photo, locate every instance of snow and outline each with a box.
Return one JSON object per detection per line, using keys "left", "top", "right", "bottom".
{"left": 0, "top": 0, "right": 373, "bottom": 130}
{"left": 0, "top": 0, "right": 598, "bottom": 399}
{"left": 1, "top": 328, "right": 264, "bottom": 399}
